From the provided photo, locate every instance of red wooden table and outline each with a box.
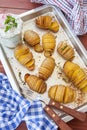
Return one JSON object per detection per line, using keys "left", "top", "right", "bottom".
{"left": 0, "top": 0, "right": 87, "bottom": 130}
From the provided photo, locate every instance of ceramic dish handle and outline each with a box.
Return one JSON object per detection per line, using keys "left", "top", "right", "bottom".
{"left": 49, "top": 99, "right": 86, "bottom": 122}
{"left": 44, "top": 105, "right": 72, "bottom": 130}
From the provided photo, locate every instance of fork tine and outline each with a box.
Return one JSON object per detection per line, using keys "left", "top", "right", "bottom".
{"left": 22, "top": 87, "right": 38, "bottom": 101}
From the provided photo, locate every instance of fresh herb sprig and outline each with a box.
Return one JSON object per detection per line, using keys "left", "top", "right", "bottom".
{"left": 61, "top": 45, "right": 67, "bottom": 51}
{"left": 4, "top": 15, "right": 18, "bottom": 32}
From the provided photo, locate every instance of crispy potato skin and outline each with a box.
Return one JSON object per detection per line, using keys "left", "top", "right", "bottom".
{"left": 14, "top": 44, "right": 35, "bottom": 70}
{"left": 24, "top": 30, "right": 40, "bottom": 46}
{"left": 57, "top": 41, "right": 75, "bottom": 60}
{"left": 36, "top": 15, "right": 59, "bottom": 32}
{"left": 34, "top": 44, "right": 43, "bottom": 53}
{"left": 42, "top": 32, "right": 56, "bottom": 57}
{"left": 63, "top": 61, "right": 87, "bottom": 92}
{"left": 48, "top": 85, "right": 76, "bottom": 103}
{"left": 39, "top": 57, "right": 55, "bottom": 80}
{"left": 24, "top": 73, "right": 47, "bottom": 93}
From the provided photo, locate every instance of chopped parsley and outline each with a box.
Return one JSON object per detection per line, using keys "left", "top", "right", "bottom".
{"left": 4, "top": 15, "right": 18, "bottom": 32}
{"left": 61, "top": 45, "right": 67, "bottom": 51}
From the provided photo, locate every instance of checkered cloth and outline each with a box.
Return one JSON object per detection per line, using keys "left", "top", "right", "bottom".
{"left": 30, "top": 0, "right": 87, "bottom": 35}
{"left": 0, "top": 73, "right": 57, "bottom": 130}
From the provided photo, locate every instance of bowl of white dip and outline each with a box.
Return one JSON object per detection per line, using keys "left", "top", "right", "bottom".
{"left": 0, "top": 13, "right": 23, "bottom": 48}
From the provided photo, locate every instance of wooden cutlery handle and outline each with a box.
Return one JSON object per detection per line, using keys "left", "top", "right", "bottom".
{"left": 44, "top": 105, "right": 72, "bottom": 130}
{"left": 49, "top": 99, "right": 86, "bottom": 122}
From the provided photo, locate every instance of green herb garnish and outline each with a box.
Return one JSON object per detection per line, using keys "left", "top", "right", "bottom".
{"left": 61, "top": 45, "right": 67, "bottom": 51}
{"left": 4, "top": 15, "right": 18, "bottom": 32}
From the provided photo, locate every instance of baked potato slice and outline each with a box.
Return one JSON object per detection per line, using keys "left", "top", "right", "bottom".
{"left": 42, "top": 32, "right": 56, "bottom": 57}
{"left": 64, "top": 87, "right": 76, "bottom": 104}
{"left": 48, "top": 85, "right": 57, "bottom": 100}
{"left": 24, "top": 30, "right": 40, "bottom": 46}
{"left": 57, "top": 41, "right": 75, "bottom": 60}
{"left": 25, "top": 59, "right": 35, "bottom": 70}
{"left": 39, "top": 57, "right": 55, "bottom": 80}
{"left": 81, "top": 86, "right": 87, "bottom": 92}
{"left": 18, "top": 52, "right": 33, "bottom": 65}
{"left": 71, "top": 68, "right": 86, "bottom": 82}
{"left": 14, "top": 43, "right": 29, "bottom": 59}
{"left": 48, "top": 85, "right": 76, "bottom": 103}
{"left": 49, "top": 21, "right": 59, "bottom": 32}
{"left": 55, "top": 85, "right": 65, "bottom": 103}
{"left": 34, "top": 44, "right": 43, "bottom": 52}
{"left": 63, "top": 61, "right": 80, "bottom": 79}
{"left": 14, "top": 44, "right": 35, "bottom": 71}
{"left": 24, "top": 74, "right": 47, "bottom": 93}
{"left": 77, "top": 79, "right": 87, "bottom": 89}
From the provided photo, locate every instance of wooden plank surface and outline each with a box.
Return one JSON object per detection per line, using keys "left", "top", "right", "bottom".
{"left": 79, "top": 34, "right": 87, "bottom": 50}
{"left": 0, "top": 0, "right": 87, "bottom": 130}
{"left": 0, "top": 0, "right": 42, "bottom": 10}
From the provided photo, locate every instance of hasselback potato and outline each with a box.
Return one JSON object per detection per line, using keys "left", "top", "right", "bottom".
{"left": 14, "top": 44, "right": 35, "bottom": 70}
{"left": 48, "top": 85, "right": 76, "bottom": 103}
{"left": 36, "top": 15, "right": 59, "bottom": 32}
{"left": 57, "top": 41, "right": 75, "bottom": 60}
{"left": 24, "top": 30, "right": 40, "bottom": 46}
{"left": 39, "top": 57, "right": 55, "bottom": 80}
{"left": 42, "top": 32, "right": 56, "bottom": 57}
{"left": 63, "top": 61, "right": 87, "bottom": 92}
{"left": 24, "top": 73, "right": 47, "bottom": 93}
{"left": 36, "top": 15, "right": 52, "bottom": 29}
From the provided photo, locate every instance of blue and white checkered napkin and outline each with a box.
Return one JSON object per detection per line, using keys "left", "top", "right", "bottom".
{"left": 0, "top": 73, "right": 57, "bottom": 130}
{"left": 31, "top": 0, "right": 87, "bottom": 35}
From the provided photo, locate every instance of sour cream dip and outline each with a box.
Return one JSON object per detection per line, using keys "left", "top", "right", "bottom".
{"left": 0, "top": 13, "right": 23, "bottom": 48}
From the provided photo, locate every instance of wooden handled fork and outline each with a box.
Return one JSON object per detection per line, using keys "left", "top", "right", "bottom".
{"left": 44, "top": 104, "right": 72, "bottom": 130}
{"left": 48, "top": 99, "right": 86, "bottom": 122}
